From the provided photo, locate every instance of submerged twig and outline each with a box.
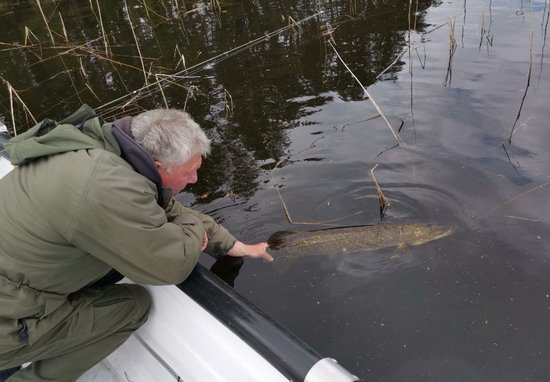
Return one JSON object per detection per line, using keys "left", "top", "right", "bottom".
{"left": 375, "top": 143, "right": 399, "bottom": 159}
{"left": 478, "top": 181, "right": 550, "bottom": 219}
{"left": 501, "top": 143, "right": 519, "bottom": 172}
{"left": 270, "top": 160, "right": 368, "bottom": 227}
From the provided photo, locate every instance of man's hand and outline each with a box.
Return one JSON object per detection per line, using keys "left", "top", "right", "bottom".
{"left": 227, "top": 241, "right": 273, "bottom": 262}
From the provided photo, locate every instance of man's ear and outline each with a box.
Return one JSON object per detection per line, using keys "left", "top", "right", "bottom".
{"left": 154, "top": 160, "right": 163, "bottom": 171}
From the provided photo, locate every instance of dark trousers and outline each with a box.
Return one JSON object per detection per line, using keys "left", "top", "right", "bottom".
{"left": 0, "top": 284, "right": 151, "bottom": 382}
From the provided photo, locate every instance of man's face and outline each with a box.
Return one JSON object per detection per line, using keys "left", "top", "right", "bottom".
{"left": 156, "top": 154, "right": 202, "bottom": 193}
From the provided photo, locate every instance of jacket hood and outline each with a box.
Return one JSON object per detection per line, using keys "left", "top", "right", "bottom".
{"left": 4, "top": 104, "right": 171, "bottom": 205}
{"left": 111, "top": 116, "right": 169, "bottom": 205}
{"left": 4, "top": 104, "right": 120, "bottom": 166}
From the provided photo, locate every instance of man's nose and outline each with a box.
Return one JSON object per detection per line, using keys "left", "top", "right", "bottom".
{"left": 187, "top": 171, "right": 198, "bottom": 184}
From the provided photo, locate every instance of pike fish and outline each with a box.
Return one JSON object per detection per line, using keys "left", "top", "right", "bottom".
{"left": 267, "top": 223, "right": 454, "bottom": 259}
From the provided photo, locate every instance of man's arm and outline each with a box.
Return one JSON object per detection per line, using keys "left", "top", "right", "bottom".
{"left": 65, "top": 155, "right": 205, "bottom": 285}
{"left": 166, "top": 198, "right": 272, "bottom": 262}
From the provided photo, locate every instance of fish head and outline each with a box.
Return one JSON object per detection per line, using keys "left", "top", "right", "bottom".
{"left": 267, "top": 230, "right": 300, "bottom": 250}
{"left": 406, "top": 224, "right": 455, "bottom": 246}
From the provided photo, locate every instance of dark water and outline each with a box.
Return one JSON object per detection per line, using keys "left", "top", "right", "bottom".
{"left": 1, "top": 0, "right": 550, "bottom": 380}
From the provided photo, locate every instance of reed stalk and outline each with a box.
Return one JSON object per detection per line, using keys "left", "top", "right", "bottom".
{"left": 173, "top": 44, "right": 186, "bottom": 70}
{"left": 506, "top": 0, "right": 533, "bottom": 144}
{"left": 2, "top": 78, "right": 37, "bottom": 134}
{"left": 327, "top": 40, "right": 403, "bottom": 146}
{"left": 123, "top": 0, "right": 149, "bottom": 85}
{"left": 24, "top": 27, "right": 40, "bottom": 46}
{"left": 85, "top": 83, "right": 100, "bottom": 101}
{"left": 8, "top": 83, "right": 16, "bottom": 135}
{"left": 408, "top": 0, "right": 417, "bottom": 139}
{"left": 96, "top": 11, "right": 322, "bottom": 114}
{"left": 443, "top": 17, "right": 457, "bottom": 87}
{"left": 35, "top": 0, "right": 56, "bottom": 45}
{"left": 224, "top": 89, "right": 234, "bottom": 117}
{"left": 370, "top": 164, "right": 389, "bottom": 220}
{"left": 88, "top": 0, "right": 98, "bottom": 20}
{"left": 78, "top": 56, "right": 88, "bottom": 79}
{"left": 58, "top": 12, "right": 68, "bottom": 43}
{"left": 95, "top": 0, "right": 110, "bottom": 57}
{"left": 156, "top": 74, "right": 169, "bottom": 108}
{"left": 183, "top": 85, "right": 198, "bottom": 111}
{"left": 479, "top": 12, "right": 486, "bottom": 50}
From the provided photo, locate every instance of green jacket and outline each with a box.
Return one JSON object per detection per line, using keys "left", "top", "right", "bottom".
{"left": 0, "top": 105, "right": 236, "bottom": 352}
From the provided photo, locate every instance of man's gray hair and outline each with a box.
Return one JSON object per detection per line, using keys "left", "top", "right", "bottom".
{"left": 131, "top": 109, "right": 211, "bottom": 170}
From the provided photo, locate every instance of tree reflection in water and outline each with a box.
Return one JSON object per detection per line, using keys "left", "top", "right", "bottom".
{"left": 0, "top": 0, "right": 439, "bottom": 201}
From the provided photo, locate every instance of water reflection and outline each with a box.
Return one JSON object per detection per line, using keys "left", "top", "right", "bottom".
{"left": 209, "top": 255, "right": 244, "bottom": 287}
{"left": 0, "top": 0, "right": 438, "bottom": 201}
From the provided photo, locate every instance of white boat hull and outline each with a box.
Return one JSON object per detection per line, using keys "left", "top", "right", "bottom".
{"left": 80, "top": 284, "right": 289, "bottom": 382}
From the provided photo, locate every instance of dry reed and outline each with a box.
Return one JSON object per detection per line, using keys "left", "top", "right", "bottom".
{"left": 408, "top": 0, "right": 417, "bottom": 139}
{"left": 35, "top": 0, "right": 56, "bottom": 45}
{"left": 96, "top": 11, "right": 322, "bottom": 114}
{"left": 370, "top": 164, "right": 389, "bottom": 220}
{"left": 156, "top": 74, "right": 169, "bottom": 108}
{"left": 183, "top": 85, "right": 198, "bottom": 111}
{"left": 24, "top": 27, "right": 40, "bottom": 46}
{"left": 506, "top": 1, "right": 534, "bottom": 144}
{"left": 327, "top": 40, "right": 403, "bottom": 146}
{"left": 85, "top": 83, "right": 100, "bottom": 102}
{"left": 443, "top": 17, "right": 457, "bottom": 87}
{"left": 58, "top": 13, "right": 68, "bottom": 43}
{"left": 123, "top": 0, "right": 149, "bottom": 85}
{"left": 224, "top": 89, "right": 234, "bottom": 117}
{"left": 95, "top": 0, "right": 110, "bottom": 57}
{"left": 2, "top": 78, "right": 38, "bottom": 135}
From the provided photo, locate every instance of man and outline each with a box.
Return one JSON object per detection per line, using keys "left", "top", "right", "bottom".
{"left": 0, "top": 105, "right": 272, "bottom": 381}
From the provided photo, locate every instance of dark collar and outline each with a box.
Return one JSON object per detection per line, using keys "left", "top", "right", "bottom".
{"left": 111, "top": 117, "right": 169, "bottom": 206}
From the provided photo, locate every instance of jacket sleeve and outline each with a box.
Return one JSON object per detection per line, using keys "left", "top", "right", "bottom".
{"left": 164, "top": 198, "right": 237, "bottom": 259}
{"left": 64, "top": 156, "right": 205, "bottom": 285}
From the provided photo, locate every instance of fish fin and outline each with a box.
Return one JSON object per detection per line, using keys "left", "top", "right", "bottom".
{"left": 267, "top": 230, "right": 299, "bottom": 250}
{"left": 389, "top": 243, "right": 409, "bottom": 259}
{"left": 274, "top": 255, "right": 297, "bottom": 272}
